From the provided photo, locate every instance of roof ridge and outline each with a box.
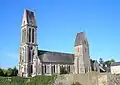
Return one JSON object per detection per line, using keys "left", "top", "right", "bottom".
{"left": 39, "top": 49, "right": 74, "bottom": 55}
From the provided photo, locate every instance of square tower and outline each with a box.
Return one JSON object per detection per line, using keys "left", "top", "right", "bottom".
{"left": 74, "top": 32, "right": 91, "bottom": 74}
{"left": 18, "top": 9, "right": 38, "bottom": 77}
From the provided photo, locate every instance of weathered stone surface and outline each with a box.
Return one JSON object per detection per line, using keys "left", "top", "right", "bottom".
{"left": 53, "top": 72, "right": 120, "bottom": 85}
{"left": 53, "top": 75, "right": 68, "bottom": 85}
{"left": 107, "top": 74, "right": 120, "bottom": 85}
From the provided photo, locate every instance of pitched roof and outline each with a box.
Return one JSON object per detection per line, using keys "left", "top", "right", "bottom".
{"left": 74, "top": 32, "right": 85, "bottom": 46}
{"left": 26, "top": 9, "right": 34, "bottom": 22}
{"left": 21, "top": 9, "right": 36, "bottom": 27}
{"left": 38, "top": 50, "right": 74, "bottom": 64}
{"left": 111, "top": 62, "right": 120, "bottom": 66}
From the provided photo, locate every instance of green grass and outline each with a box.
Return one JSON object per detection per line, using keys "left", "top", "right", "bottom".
{"left": 0, "top": 75, "right": 57, "bottom": 85}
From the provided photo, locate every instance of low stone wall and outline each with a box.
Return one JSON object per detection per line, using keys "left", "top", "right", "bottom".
{"left": 98, "top": 74, "right": 107, "bottom": 85}
{"left": 54, "top": 72, "right": 99, "bottom": 85}
{"left": 107, "top": 74, "right": 120, "bottom": 85}
{"left": 53, "top": 72, "right": 120, "bottom": 85}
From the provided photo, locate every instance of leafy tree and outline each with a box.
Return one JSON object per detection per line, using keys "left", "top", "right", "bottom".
{"left": 2, "top": 69, "right": 7, "bottom": 77}
{"left": 7, "top": 68, "right": 14, "bottom": 76}
{"left": 110, "top": 58, "right": 115, "bottom": 64}
{"left": 99, "top": 58, "right": 104, "bottom": 64}
{"left": 105, "top": 59, "right": 115, "bottom": 67}
{"left": 12, "top": 67, "right": 18, "bottom": 76}
{"left": 0, "top": 68, "right": 4, "bottom": 76}
{"left": 104, "top": 59, "right": 115, "bottom": 72}
{"left": 99, "top": 58, "right": 105, "bottom": 69}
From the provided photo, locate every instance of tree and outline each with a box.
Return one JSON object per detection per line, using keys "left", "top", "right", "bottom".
{"left": 7, "top": 68, "right": 14, "bottom": 76}
{"left": 104, "top": 58, "right": 115, "bottom": 72}
{"left": 99, "top": 58, "right": 104, "bottom": 64}
{"left": 99, "top": 58, "right": 105, "bottom": 69}
{"left": 12, "top": 67, "right": 18, "bottom": 76}
{"left": 2, "top": 69, "right": 7, "bottom": 77}
{"left": 0, "top": 68, "right": 4, "bottom": 76}
{"left": 110, "top": 58, "right": 115, "bottom": 64}
{"left": 105, "top": 59, "right": 115, "bottom": 67}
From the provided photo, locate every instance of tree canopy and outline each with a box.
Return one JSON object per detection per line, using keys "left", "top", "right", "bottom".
{"left": 99, "top": 58, "right": 115, "bottom": 72}
{"left": 0, "top": 67, "right": 18, "bottom": 77}
{"left": 0, "top": 68, "right": 4, "bottom": 76}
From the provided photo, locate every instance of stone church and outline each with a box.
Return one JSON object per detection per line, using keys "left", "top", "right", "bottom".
{"left": 18, "top": 9, "right": 92, "bottom": 77}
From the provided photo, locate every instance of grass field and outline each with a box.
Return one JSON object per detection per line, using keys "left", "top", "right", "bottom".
{"left": 0, "top": 75, "right": 56, "bottom": 85}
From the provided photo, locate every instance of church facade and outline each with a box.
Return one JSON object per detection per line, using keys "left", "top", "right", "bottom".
{"left": 18, "top": 9, "right": 91, "bottom": 77}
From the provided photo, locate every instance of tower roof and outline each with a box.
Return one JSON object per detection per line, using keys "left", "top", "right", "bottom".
{"left": 74, "top": 32, "right": 86, "bottom": 46}
{"left": 21, "top": 9, "right": 37, "bottom": 27}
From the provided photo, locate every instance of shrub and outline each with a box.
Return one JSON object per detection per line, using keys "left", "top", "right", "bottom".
{"left": 0, "top": 68, "right": 4, "bottom": 76}
{"left": 0, "top": 67, "right": 18, "bottom": 77}
{"left": 7, "top": 68, "right": 14, "bottom": 76}
{"left": 60, "top": 67, "right": 68, "bottom": 74}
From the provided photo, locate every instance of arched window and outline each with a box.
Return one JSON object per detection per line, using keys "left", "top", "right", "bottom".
{"left": 45, "top": 65, "right": 46, "bottom": 73}
{"left": 85, "top": 47, "right": 87, "bottom": 52}
{"left": 42, "top": 65, "right": 44, "bottom": 74}
{"left": 22, "top": 48, "right": 24, "bottom": 62}
{"left": 67, "top": 66, "right": 70, "bottom": 73}
{"left": 29, "top": 28, "right": 31, "bottom": 42}
{"left": 22, "top": 30, "right": 26, "bottom": 43}
{"left": 32, "top": 50, "right": 34, "bottom": 61}
{"left": 53, "top": 65, "right": 55, "bottom": 73}
{"left": 51, "top": 65, "right": 55, "bottom": 74}
{"left": 28, "top": 47, "right": 31, "bottom": 62}
{"left": 84, "top": 40, "right": 86, "bottom": 45}
{"left": 32, "top": 29, "right": 34, "bottom": 43}
{"left": 30, "top": 65, "right": 33, "bottom": 74}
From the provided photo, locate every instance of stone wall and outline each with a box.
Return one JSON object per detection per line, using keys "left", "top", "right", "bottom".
{"left": 98, "top": 74, "right": 107, "bottom": 85}
{"left": 53, "top": 72, "right": 120, "bottom": 85}
{"left": 107, "top": 74, "right": 120, "bottom": 85}
{"left": 54, "top": 72, "right": 99, "bottom": 85}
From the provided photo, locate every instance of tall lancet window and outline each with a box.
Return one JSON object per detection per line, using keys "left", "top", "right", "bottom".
{"left": 22, "top": 29, "right": 26, "bottom": 43}
{"left": 30, "top": 65, "right": 33, "bottom": 74}
{"left": 28, "top": 46, "right": 32, "bottom": 62}
{"left": 29, "top": 28, "right": 31, "bottom": 42}
{"left": 32, "top": 50, "right": 34, "bottom": 61}
{"left": 22, "top": 48, "right": 24, "bottom": 62}
{"left": 20, "top": 47, "right": 22, "bottom": 62}
{"left": 32, "top": 29, "right": 34, "bottom": 43}
{"left": 24, "top": 29, "right": 26, "bottom": 42}
{"left": 28, "top": 48, "right": 31, "bottom": 62}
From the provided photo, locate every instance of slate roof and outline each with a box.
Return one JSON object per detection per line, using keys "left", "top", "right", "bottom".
{"left": 22, "top": 9, "right": 36, "bottom": 26}
{"left": 74, "top": 32, "right": 85, "bottom": 46}
{"left": 38, "top": 50, "right": 74, "bottom": 64}
{"left": 25, "top": 9, "right": 34, "bottom": 22}
{"left": 111, "top": 62, "right": 120, "bottom": 66}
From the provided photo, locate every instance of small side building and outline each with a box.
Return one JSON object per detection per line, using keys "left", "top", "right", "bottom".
{"left": 111, "top": 62, "right": 120, "bottom": 74}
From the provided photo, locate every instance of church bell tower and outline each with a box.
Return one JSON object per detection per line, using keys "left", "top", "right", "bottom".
{"left": 18, "top": 9, "right": 38, "bottom": 77}
{"left": 74, "top": 32, "right": 91, "bottom": 74}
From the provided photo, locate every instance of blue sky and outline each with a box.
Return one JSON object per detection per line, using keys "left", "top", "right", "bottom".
{"left": 0, "top": 0, "right": 120, "bottom": 69}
